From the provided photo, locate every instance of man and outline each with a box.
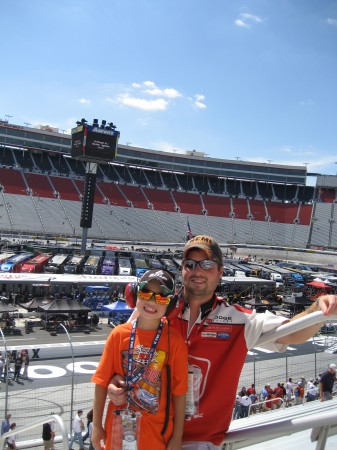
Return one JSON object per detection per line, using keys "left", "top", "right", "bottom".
{"left": 69, "top": 409, "right": 85, "bottom": 450}
{"left": 1, "top": 413, "right": 11, "bottom": 436}
{"left": 108, "top": 235, "right": 337, "bottom": 449}
{"left": 294, "top": 381, "right": 304, "bottom": 405}
{"left": 319, "top": 363, "right": 337, "bottom": 401}
{"left": 232, "top": 393, "right": 242, "bottom": 420}
{"left": 306, "top": 379, "right": 319, "bottom": 402}
{"left": 285, "top": 377, "right": 294, "bottom": 407}
{"left": 240, "top": 392, "right": 251, "bottom": 417}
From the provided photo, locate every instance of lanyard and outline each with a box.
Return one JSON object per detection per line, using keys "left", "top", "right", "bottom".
{"left": 126, "top": 319, "right": 164, "bottom": 392}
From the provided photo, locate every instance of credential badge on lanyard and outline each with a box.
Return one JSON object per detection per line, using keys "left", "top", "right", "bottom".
{"left": 185, "top": 364, "right": 202, "bottom": 418}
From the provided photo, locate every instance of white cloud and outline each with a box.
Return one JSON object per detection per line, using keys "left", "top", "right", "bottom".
{"left": 241, "top": 13, "right": 262, "bottom": 23}
{"left": 113, "top": 81, "right": 204, "bottom": 112}
{"left": 117, "top": 93, "right": 168, "bottom": 111}
{"left": 78, "top": 98, "right": 91, "bottom": 104}
{"left": 194, "top": 94, "right": 207, "bottom": 109}
{"left": 143, "top": 81, "right": 156, "bottom": 88}
{"left": 144, "top": 87, "right": 182, "bottom": 98}
{"left": 235, "top": 12, "right": 263, "bottom": 28}
{"left": 326, "top": 18, "right": 337, "bottom": 26}
{"left": 152, "top": 141, "right": 176, "bottom": 152}
{"left": 235, "top": 19, "right": 248, "bottom": 28}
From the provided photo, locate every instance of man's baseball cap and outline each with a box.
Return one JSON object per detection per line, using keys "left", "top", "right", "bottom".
{"left": 139, "top": 269, "right": 175, "bottom": 297}
{"left": 329, "top": 363, "right": 336, "bottom": 371}
{"left": 184, "top": 235, "right": 223, "bottom": 264}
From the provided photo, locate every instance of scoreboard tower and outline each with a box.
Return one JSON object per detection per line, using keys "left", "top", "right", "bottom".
{"left": 71, "top": 119, "right": 120, "bottom": 253}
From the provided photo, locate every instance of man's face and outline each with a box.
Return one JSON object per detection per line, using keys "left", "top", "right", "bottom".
{"left": 182, "top": 249, "right": 223, "bottom": 302}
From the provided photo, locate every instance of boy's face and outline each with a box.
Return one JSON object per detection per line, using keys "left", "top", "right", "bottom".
{"left": 136, "top": 279, "right": 169, "bottom": 321}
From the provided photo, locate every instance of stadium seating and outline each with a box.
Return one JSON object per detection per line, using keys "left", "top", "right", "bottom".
{"left": 0, "top": 147, "right": 337, "bottom": 247}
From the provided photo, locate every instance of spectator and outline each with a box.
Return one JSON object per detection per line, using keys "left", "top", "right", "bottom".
{"left": 69, "top": 409, "right": 85, "bottom": 450}
{"left": 306, "top": 379, "right": 319, "bottom": 402}
{"left": 1, "top": 413, "right": 11, "bottom": 436}
{"left": 280, "top": 382, "right": 286, "bottom": 399}
{"left": 232, "top": 393, "right": 242, "bottom": 420}
{"left": 82, "top": 408, "right": 93, "bottom": 444}
{"left": 92, "top": 269, "right": 188, "bottom": 450}
{"left": 285, "top": 378, "right": 294, "bottom": 407}
{"left": 12, "top": 355, "right": 22, "bottom": 382}
{"left": 246, "top": 383, "right": 256, "bottom": 396}
{"left": 42, "top": 417, "right": 55, "bottom": 450}
{"left": 261, "top": 385, "right": 269, "bottom": 402}
{"left": 298, "top": 375, "right": 307, "bottom": 389}
{"left": 273, "top": 383, "right": 284, "bottom": 408}
{"left": 21, "top": 350, "right": 29, "bottom": 380}
{"left": 319, "top": 363, "right": 337, "bottom": 401}
{"left": 240, "top": 393, "right": 252, "bottom": 417}
{"left": 7, "top": 423, "right": 17, "bottom": 449}
{"left": 88, "top": 412, "right": 94, "bottom": 450}
{"left": 294, "top": 382, "right": 304, "bottom": 405}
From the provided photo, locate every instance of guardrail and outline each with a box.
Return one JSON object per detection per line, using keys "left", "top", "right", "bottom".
{"left": 0, "top": 414, "right": 69, "bottom": 450}
{"left": 223, "top": 312, "right": 337, "bottom": 449}
{"left": 248, "top": 397, "right": 285, "bottom": 415}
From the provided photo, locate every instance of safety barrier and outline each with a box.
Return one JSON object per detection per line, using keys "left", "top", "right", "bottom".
{"left": 0, "top": 414, "right": 69, "bottom": 450}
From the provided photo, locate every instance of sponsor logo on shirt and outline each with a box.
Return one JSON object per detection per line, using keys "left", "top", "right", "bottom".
{"left": 201, "top": 331, "right": 231, "bottom": 339}
{"left": 211, "top": 315, "right": 233, "bottom": 323}
{"left": 201, "top": 332, "right": 217, "bottom": 338}
{"left": 217, "top": 332, "right": 231, "bottom": 339}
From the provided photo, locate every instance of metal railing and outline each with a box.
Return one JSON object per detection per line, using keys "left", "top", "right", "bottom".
{"left": 0, "top": 414, "right": 69, "bottom": 450}
{"left": 223, "top": 407, "right": 337, "bottom": 450}
{"left": 247, "top": 397, "right": 285, "bottom": 415}
{"left": 224, "top": 312, "right": 337, "bottom": 449}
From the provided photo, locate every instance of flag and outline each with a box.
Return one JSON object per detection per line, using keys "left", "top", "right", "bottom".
{"left": 187, "top": 218, "right": 193, "bottom": 240}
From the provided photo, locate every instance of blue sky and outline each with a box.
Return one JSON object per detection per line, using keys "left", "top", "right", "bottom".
{"left": 1, "top": 0, "right": 337, "bottom": 180}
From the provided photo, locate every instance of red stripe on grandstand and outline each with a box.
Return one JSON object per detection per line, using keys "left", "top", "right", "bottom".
{"left": 0, "top": 168, "right": 27, "bottom": 195}
{"left": 202, "top": 195, "right": 232, "bottom": 217}
{"left": 25, "top": 173, "right": 55, "bottom": 198}
{"left": 172, "top": 191, "right": 203, "bottom": 214}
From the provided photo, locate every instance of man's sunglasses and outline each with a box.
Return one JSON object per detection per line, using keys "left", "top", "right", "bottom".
{"left": 183, "top": 259, "right": 219, "bottom": 271}
{"left": 137, "top": 289, "right": 171, "bottom": 305}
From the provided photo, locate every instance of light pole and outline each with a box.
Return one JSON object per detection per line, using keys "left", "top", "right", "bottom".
{"left": 59, "top": 323, "right": 74, "bottom": 435}
{"left": 0, "top": 327, "right": 10, "bottom": 416}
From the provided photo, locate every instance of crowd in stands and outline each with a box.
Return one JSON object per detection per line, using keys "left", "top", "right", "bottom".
{"left": 233, "top": 363, "right": 337, "bottom": 419}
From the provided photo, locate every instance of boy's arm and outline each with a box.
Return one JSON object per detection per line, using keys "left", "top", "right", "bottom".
{"left": 166, "top": 393, "right": 186, "bottom": 450}
{"left": 92, "top": 384, "right": 108, "bottom": 449}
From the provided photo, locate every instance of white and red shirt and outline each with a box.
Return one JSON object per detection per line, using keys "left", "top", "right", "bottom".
{"left": 171, "top": 295, "right": 287, "bottom": 445}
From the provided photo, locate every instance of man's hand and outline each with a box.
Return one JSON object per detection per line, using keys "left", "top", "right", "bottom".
{"left": 318, "top": 294, "right": 337, "bottom": 316}
{"left": 107, "top": 374, "right": 128, "bottom": 406}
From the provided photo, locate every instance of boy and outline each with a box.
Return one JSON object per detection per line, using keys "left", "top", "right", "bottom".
{"left": 91, "top": 269, "right": 188, "bottom": 450}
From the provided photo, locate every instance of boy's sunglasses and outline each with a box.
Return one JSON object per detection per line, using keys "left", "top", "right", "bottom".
{"left": 137, "top": 289, "right": 171, "bottom": 305}
{"left": 183, "top": 259, "right": 219, "bottom": 271}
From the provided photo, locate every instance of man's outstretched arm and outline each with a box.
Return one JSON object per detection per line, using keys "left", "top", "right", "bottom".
{"left": 276, "top": 294, "right": 337, "bottom": 344}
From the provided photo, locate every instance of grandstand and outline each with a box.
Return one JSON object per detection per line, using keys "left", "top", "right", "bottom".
{"left": 0, "top": 119, "right": 337, "bottom": 249}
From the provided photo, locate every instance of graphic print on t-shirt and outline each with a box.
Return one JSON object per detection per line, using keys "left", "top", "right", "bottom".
{"left": 121, "top": 347, "right": 166, "bottom": 414}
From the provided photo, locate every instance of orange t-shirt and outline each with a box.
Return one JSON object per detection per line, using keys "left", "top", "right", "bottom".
{"left": 92, "top": 322, "right": 188, "bottom": 450}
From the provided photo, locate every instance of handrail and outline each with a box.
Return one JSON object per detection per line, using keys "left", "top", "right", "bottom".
{"left": 223, "top": 408, "right": 337, "bottom": 450}
{"left": 256, "top": 311, "right": 337, "bottom": 346}
{"left": 247, "top": 397, "right": 285, "bottom": 415}
{"left": 0, "top": 414, "right": 69, "bottom": 450}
